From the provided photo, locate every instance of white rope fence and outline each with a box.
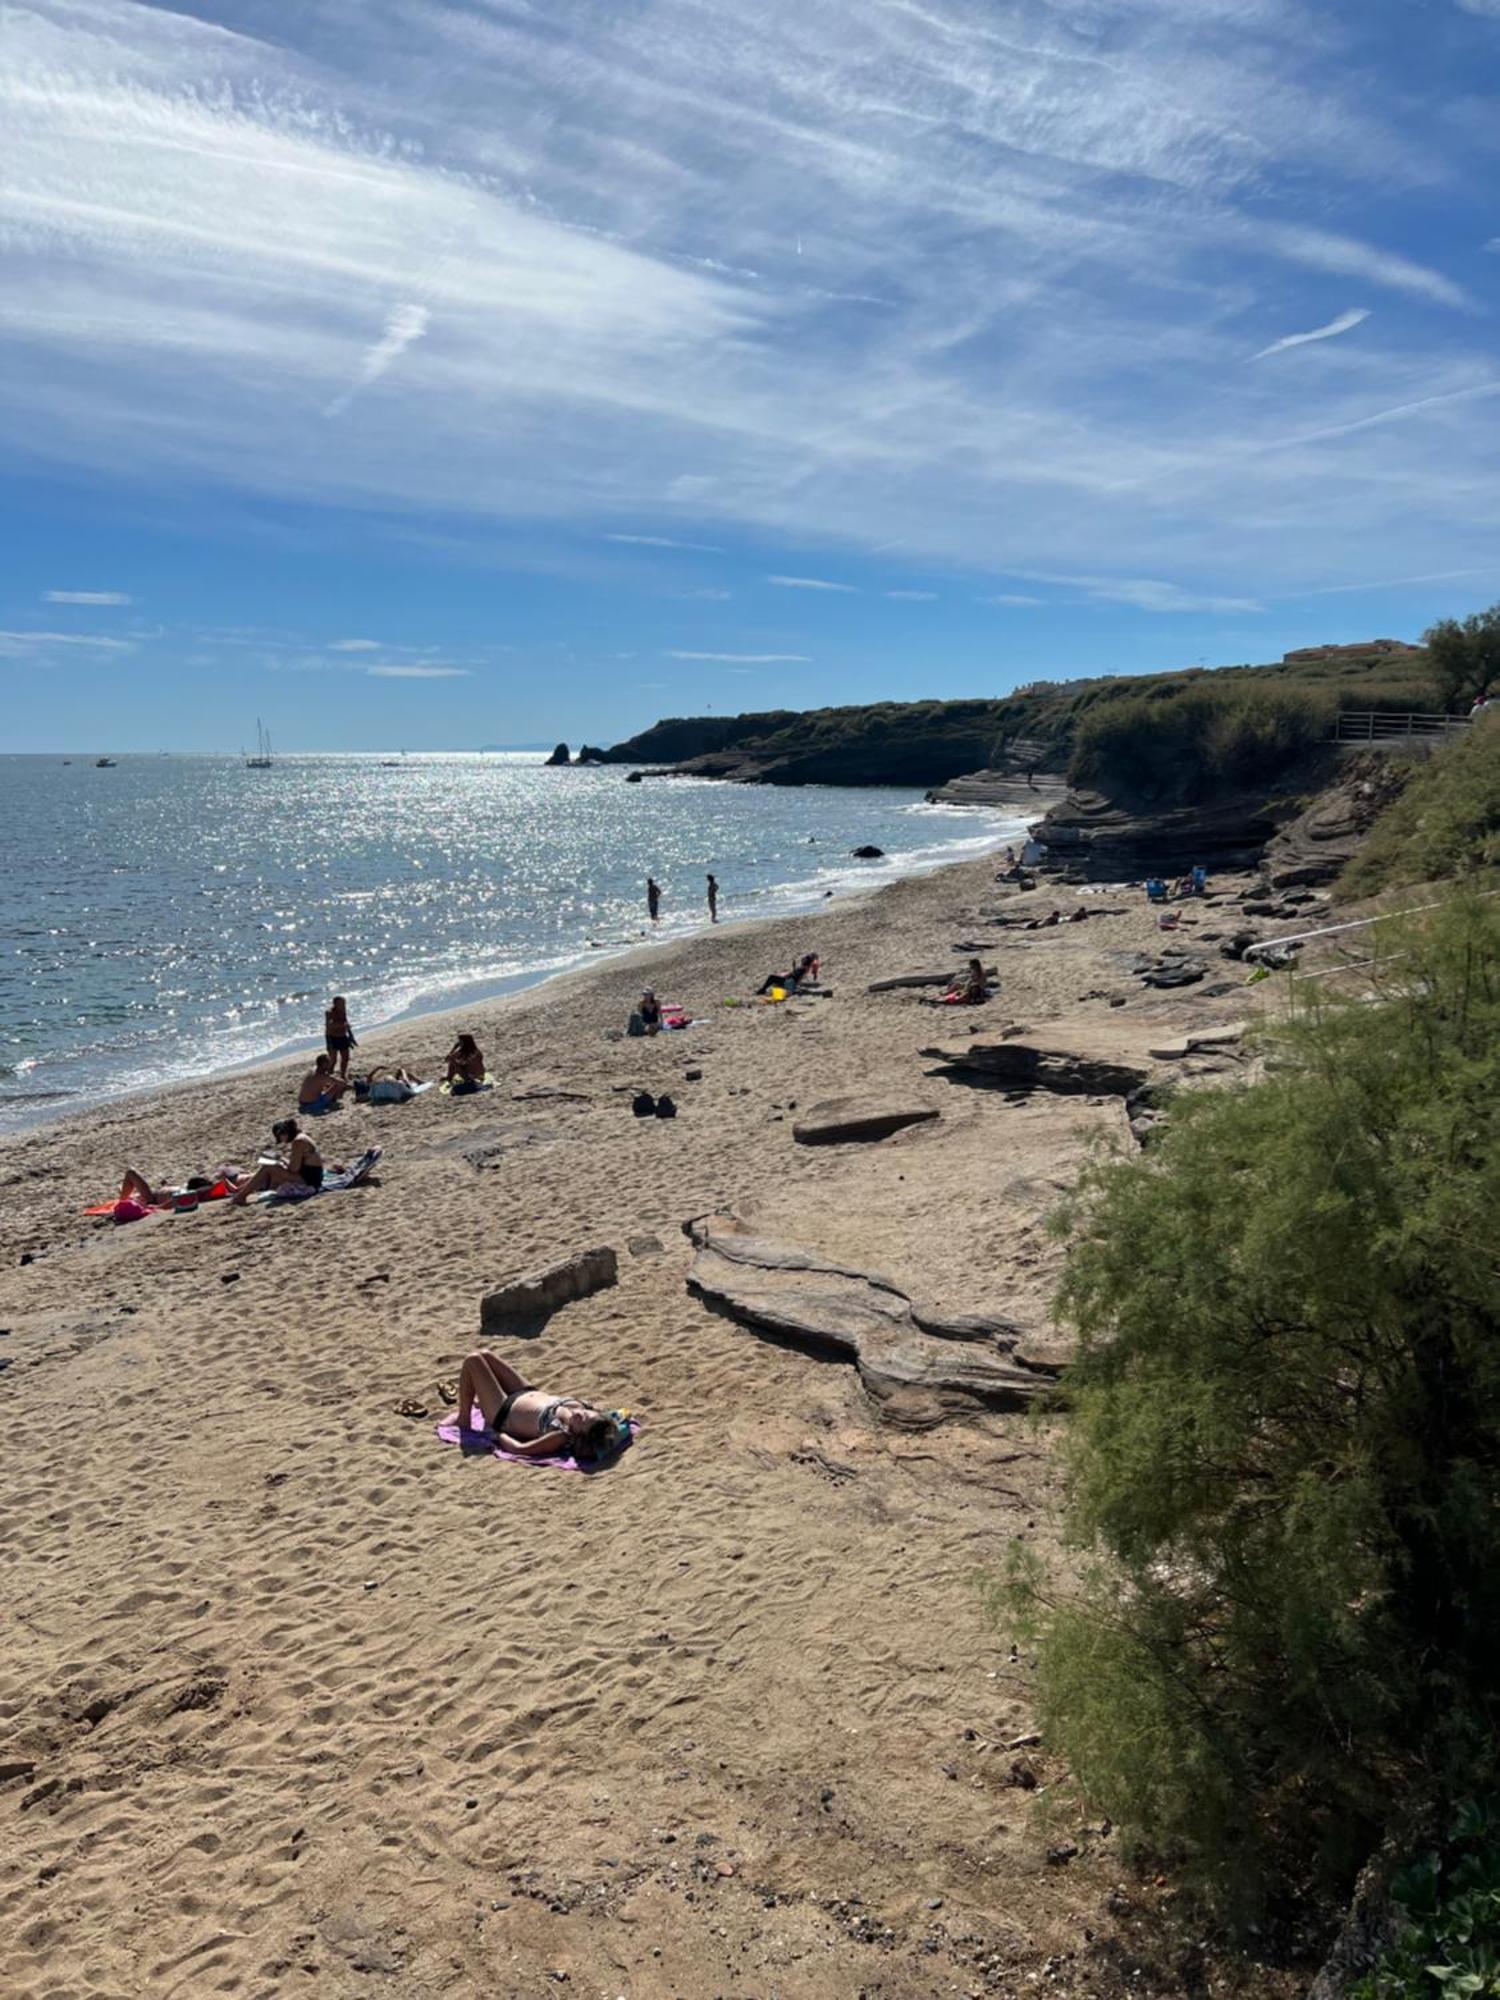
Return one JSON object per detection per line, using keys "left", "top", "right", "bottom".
{"left": 1243, "top": 888, "right": 1500, "bottom": 963}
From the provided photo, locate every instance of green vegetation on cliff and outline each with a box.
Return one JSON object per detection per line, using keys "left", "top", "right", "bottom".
{"left": 604, "top": 643, "right": 1436, "bottom": 793}
{"left": 1339, "top": 718, "right": 1500, "bottom": 901}
{"left": 998, "top": 894, "right": 1500, "bottom": 1914}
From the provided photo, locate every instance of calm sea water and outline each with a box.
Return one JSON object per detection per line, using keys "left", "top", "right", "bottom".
{"left": 0, "top": 753, "right": 1024, "bottom": 1133}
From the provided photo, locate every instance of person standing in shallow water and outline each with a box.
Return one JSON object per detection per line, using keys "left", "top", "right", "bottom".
{"left": 706, "top": 873, "right": 719, "bottom": 923}
{"left": 647, "top": 876, "right": 661, "bottom": 924}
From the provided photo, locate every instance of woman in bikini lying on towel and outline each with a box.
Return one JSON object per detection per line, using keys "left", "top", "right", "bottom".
{"left": 451, "top": 1352, "right": 618, "bottom": 1460}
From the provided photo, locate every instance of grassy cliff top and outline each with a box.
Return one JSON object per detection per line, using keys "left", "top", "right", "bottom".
{"left": 604, "top": 645, "right": 1437, "bottom": 798}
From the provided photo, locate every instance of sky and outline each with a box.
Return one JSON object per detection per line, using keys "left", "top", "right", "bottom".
{"left": 2, "top": 0, "right": 1500, "bottom": 752}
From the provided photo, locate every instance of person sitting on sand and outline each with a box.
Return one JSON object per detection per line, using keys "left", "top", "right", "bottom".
{"left": 638, "top": 987, "right": 662, "bottom": 1035}
{"left": 299, "top": 1051, "right": 351, "bottom": 1113}
{"left": 451, "top": 1351, "right": 621, "bottom": 1460}
{"left": 228, "top": 1119, "right": 323, "bottom": 1204}
{"left": 943, "top": 957, "right": 989, "bottom": 1004}
{"left": 445, "top": 1034, "right": 486, "bottom": 1092}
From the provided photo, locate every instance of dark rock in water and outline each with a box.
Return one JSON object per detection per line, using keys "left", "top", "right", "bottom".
{"left": 544, "top": 742, "right": 571, "bottom": 766}
{"left": 851, "top": 844, "right": 885, "bottom": 859}
{"left": 923, "top": 1040, "right": 1149, "bottom": 1097}
{"left": 685, "top": 1224, "right": 1060, "bottom": 1421}
{"left": 793, "top": 1098, "right": 941, "bottom": 1145}
{"left": 625, "top": 770, "right": 644, "bottom": 783}
{"left": 481, "top": 1246, "right": 618, "bottom": 1332}
{"left": 574, "top": 744, "right": 608, "bottom": 765}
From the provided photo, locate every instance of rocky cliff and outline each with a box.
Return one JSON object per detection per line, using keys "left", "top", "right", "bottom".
{"left": 606, "top": 700, "right": 1011, "bottom": 788}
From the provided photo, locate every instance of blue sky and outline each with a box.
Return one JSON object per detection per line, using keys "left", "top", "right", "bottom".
{"left": 3, "top": 0, "right": 1500, "bottom": 752}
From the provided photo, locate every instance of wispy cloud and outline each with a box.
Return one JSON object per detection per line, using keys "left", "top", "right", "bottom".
{"left": 326, "top": 304, "right": 430, "bottom": 418}
{"left": 1456, "top": 1, "right": 1500, "bottom": 17}
{"left": 667, "top": 650, "right": 809, "bottom": 663}
{"left": 767, "top": 575, "right": 858, "bottom": 593}
{"left": 1252, "top": 309, "right": 1370, "bottom": 362}
{"left": 885, "top": 589, "right": 937, "bottom": 600}
{"left": 44, "top": 589, "right": 132, "bottom": 606}
{"left": 1023, "top": 574, "right": 1263, "bottom": 613}
{"left": 984, "top": 593, "right": 1044, "bottom": 607}
{"left": 330, "top": 637, "right": 381, "bottom": 652}
{"left": 1263, "top": 381, "right": 1500, "bottom": 452}
{"left": 0, "top": 0, "right": 1494, "bottom": 607}
{"left": 606, "top": 533, "right": 724, "bottom": 552}
{"left": 366, "top": 664, "right": 471, "bottom": 678}
{"left": 1087, "top": 580, "right": 1264, "bottom": 614}
{"left": 0, "top": 629, "right": 136, "bottom": 656}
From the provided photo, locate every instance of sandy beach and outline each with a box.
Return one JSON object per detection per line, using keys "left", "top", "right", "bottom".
{"left": 0, "top": 854, "right": 1300, "bottom": 2000}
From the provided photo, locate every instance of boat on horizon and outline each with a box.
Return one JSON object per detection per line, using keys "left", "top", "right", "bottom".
{"left": 246, "top": 720, "right": 274, "bottom": 769}
{"left": 95, "top": 757, "right": 116, "bottom": 768}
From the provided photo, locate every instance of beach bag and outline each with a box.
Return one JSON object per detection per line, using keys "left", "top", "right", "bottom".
{"left": 632, "top": 1092, "right": 657, "bottom": 1117}
{"left": 655, "top": 1095, "right": 677, "bottom": 1120}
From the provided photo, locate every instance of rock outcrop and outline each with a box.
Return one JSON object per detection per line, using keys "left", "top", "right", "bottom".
{"left": 925, "top": 740, "right": 1069, "bottom": 812}
{"left": 792, "top": 1098, "right": 941, "bottom": 1146}
{"left": 1034, "top": 785, "right": 1301, "bottom": 882}
{"left": 1259, "top": 748, "right": 1417, "bottom": 888}
{"left": 481, "top": 1246, "right": 618, "bottom": 1332}
{"left": 544, "top": 742, "right": 571, "bottom": 767}
{"left": 602, "top": 700, "right": 1010, "bottom": 788}
{"left": 685, "top": 1225, "right": 1061, "bottom": 1422}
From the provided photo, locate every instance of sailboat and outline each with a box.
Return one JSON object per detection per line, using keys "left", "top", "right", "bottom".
{"left": 246, "top": 720, "right": 273, "bottom": 769}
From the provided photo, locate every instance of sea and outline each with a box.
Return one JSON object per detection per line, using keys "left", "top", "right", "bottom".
{"left": 0, "top": 752, "right": 1028, "bottom": 1135}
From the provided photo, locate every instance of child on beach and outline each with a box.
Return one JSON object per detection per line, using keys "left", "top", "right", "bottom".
{"left": 324, "top": 997, "right": 356, "bottom": 1078}
{"left": 449, "top": 1352, "right": 624, "bottom": 1460}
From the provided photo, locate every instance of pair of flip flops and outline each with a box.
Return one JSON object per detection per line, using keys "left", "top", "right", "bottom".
{"left": 631, "top": 1092, "right": 677, "bottom": 1119}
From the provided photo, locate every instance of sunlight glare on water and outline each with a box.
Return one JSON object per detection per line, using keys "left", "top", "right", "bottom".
{"left": 0, "top": 752, "right": 1024, "bottom": 1129}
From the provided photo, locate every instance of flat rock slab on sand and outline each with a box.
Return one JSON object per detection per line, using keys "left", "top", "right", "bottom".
{"left": 686, "top": 1224, "right": 1061, "bottom": 1423}
{"left": 480, "top": 1244, "right": 618, "bottom": 1332}
{"left": 792, "top": 1097, "right": 941, "bottom": 1145}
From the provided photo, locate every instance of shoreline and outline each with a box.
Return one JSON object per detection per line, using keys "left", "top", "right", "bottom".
{"left": 0, "top": 807, "right": 1028, "bottom": 1147}
{"left": 0, "top": 838, "right": 1297, "bottom": 2000}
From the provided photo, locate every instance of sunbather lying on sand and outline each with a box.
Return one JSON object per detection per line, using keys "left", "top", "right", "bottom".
{"left": 451, "top": 1351, "right": 619, "bottom": 1460}
{"left": 355, "top": 1066, "right": 425, "bottom": 1103}
{"left": 112, "top": 1169, "right": 228, "bottom": 1213}
{"left": 229, "top": 1120, "right": 323, "bottom": 1204}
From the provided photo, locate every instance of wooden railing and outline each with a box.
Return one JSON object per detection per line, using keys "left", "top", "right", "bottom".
{"left": 1332, "top": 710, "right": 1471, "bottom": 742}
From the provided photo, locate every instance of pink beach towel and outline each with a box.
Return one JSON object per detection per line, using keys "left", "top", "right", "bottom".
{"left": 435, "top": 1408, "right": 638, "bottom": 1472}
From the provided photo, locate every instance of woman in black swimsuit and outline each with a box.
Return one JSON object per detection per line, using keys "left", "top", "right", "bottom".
{"left": 451, "top": 1351, "right": 617, "bottom": 1459}
{"left": 228, "top": 1119, "right": 324, "bottom": 1205}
